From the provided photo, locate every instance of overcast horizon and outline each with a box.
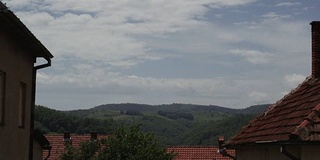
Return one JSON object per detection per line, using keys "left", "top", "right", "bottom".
{"left": 3, "top": 0, "right": 319, "bottom": 110}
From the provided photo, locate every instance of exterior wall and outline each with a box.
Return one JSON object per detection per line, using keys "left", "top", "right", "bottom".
{"left": 236, "top": 145, "right": 300, "bottom": 160}
{"left": 301, "top": 145, "right": 320, "bottom": 160}
{"left": 0, "top": 27, "right": 35, "bottom": 159}
{"left": 33, "top": 139, "right": 43, "bottom": 160}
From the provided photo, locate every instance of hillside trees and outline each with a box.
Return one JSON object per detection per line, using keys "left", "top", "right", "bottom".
{"left": 123, "top": 109, "right": 143, "bottom": 116}
{"left": 157, "top": 110, "right": 194, "bottom": 120}
{"left": 35, "top": 104, "right": 267, "bottom": 146}
{"left": 176, "top": 114, "right": 256, "bottom": 145}
{"left": 34, "top": 105, "right": 116, "bottom": 134}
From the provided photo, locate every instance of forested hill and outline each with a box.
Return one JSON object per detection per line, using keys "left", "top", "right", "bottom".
{"left": 35, "top": 103, "right": 270, "bottom": 146}
{"left": 94, "top": 103, "right": 270, "bottom": 114}
{"left": 68, "top": 103, "right": 270, "bottom": 117}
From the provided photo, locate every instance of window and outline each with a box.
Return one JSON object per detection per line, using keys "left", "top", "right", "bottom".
{"left": 0, "top": 71, "right": 5, "bottom": 125}
{"left": 18, "top": 81, "right": 26, "bottom": 128}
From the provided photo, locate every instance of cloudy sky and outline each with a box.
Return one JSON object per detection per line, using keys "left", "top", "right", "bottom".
{"left": 3, "top": 0, "right": 318, "bottom": 110}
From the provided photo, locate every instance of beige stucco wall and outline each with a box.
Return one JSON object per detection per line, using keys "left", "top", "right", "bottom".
{"left": 0, "top": 26, "right": 35, "bottom": 160}
{"left": 301, "top": 145, "right": 320, "bottom": 160}
{"left": 236, "top": 145, "right": 301, "bottom": 160}
{"left": 33, "top": 139, "right": 43, "bottom": 160}
{"left": 235, "top": 145, "right": 320, "bottom": 160}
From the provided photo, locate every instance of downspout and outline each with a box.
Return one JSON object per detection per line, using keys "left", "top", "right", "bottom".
{"left": 44, "top": 146, "right": 52, "bottom": 160}
{"left": 218, "top": 148, "right": 236, "bottom": 160}
{"left": 280, "top": 145, "right": 299, "bottom": 160}
{"left": 29, "top": 57, "right": 51, "bottom": 160}
{"left": 217, "top": 136, "right": 237, "bottom": 160}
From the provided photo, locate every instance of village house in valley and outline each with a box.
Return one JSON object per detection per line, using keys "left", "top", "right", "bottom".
{"left": 0, "top": 2, "right": 53, "bottom": 160}
{"left": 224, "top": 21, "right": 320, "bottom": 160}
{"left": 44, "top": 132, "right": 235, "bottom": 160}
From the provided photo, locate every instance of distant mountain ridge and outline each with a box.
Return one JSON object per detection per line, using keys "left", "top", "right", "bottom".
{"left": 35, "top": 103, "right": 271, "bottom": 146}
{"left": 91, "top": 103, "right": 270, "bottom": 115}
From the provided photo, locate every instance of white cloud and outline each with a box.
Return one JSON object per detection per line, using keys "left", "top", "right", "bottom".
{"left": 262, "top": 12, "right": 291, "bottom": 21}
{"left": 208, "top": 0, "right": 257, "bottom": 8}
{"left": 230, "top": 49, "right": 272, "bottom": 64}
{"left": 275, "top": 2, "right": 301, "bottom": 7}
{"left": 5, "top": 0, "right": 261, "bottom": 66}
{"left": 235, "top": 19, "right": 309, "bottom": 59}
{"left": 8, "top": 0, "right": 218, "bottom": 68}
{"left": 37, "top": 65, "right": 284, "bottom": 109}
{"left": 249, "top": 91, "right": 270, "bottom": 104}
{"left": 15, "top": 11, "right": 54, "bottom": 27}
{"left": 38, "top": 70, "right": 228, "bottom": 96}
{"left": 284, "top": 74, "right": 306, "bottom": 87}
{"left": 280, "top": 91, "right": 289, "bottom": 97}
{"left": 2, "top": 0, "right": 314, "bottom": 109}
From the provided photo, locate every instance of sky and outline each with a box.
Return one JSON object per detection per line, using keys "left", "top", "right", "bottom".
{"left": 3, "top": 0, "right": 319, "bottom": 110}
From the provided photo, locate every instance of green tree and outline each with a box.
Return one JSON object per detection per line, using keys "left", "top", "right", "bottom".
{"left": 60, "top": 125, "right": 175, "bottom": 160}
{"left": 60, "top": 141, "right": 100, "bottom": 160}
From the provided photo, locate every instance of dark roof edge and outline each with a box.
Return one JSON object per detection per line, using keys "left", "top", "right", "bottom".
{"left": 225, "top": 140, "right": 320, "bottom": 149}
{"left": 311, "top": 21, "right": 320, "bottom": 25}
{"left": 0, "top": 1, "right": 7, "bottom": 10}
{"left": 166, "top": 145, "right": 219, "bottom": 148}
{"left": 0, "top": 2, "right": 53, "bottom": 60}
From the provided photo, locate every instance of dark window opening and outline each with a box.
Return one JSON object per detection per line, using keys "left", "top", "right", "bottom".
{"left": 18, "top": 81, "right": 26, "bottom": 128}
{"left": 0, "top": 71, "right": 5, "bottom": 125}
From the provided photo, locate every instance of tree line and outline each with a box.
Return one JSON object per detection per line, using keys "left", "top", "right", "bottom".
{"left": 34, "top": 105, "right": 118, "bottom": 134}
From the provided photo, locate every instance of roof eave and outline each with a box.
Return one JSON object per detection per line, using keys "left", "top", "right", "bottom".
{"left": 225, "top": 140, "right": 320, "bottom": 149}
{"left": 0, "top": 2, "right": 53, "bottom": 60}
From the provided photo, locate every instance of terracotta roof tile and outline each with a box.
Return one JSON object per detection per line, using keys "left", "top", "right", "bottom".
{"left": 227, "top": 77, "right": 320, "bottom": 146}
{"left": 167, "top": 146, "right": 235, "bottom": 160}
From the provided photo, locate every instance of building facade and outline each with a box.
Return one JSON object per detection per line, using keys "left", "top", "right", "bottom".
{"left": 0, "top": 2, "right": 53, "bottom": 160}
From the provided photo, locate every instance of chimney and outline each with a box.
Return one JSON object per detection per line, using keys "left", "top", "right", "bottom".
{"left": 217, "top": 136, "right": 236, "bottom": 159}
{"left": 90, "top": 131, "right": 97, "bottom": 141}
{"left": 63, "top": 131, "right": 71, "bottom": 142}
{"left": 218, "top": 136, "right": 224, "bottom": 149}
{"left": 311, "top": 21, "right": 320, "bottom": 78}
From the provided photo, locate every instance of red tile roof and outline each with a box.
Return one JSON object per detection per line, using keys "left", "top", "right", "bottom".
{"left": 167, "top": 146, "right": 235, "bottom": 160}
{"left": 43, "top": 134, "right": 108, "bottom": 160}
{"left": 227, "top": 76, "right": 320, "bottom": 146}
